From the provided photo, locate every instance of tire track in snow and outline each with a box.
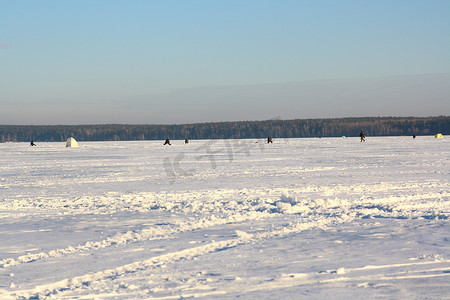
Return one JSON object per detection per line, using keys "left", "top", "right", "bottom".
{"left": 1, "top": 182, "right": 448, "bottom": 269}
{"left": 133, "top": 259, "right": 450, "bottom": 299}
{"left": 0, "top": 211, "right": 275, "bottom": 269}
{"left": 229, "top": 261, "right": 450, "bottom": 297}
{"left": 7, "top": 217, "right": 344, "bottom": 299}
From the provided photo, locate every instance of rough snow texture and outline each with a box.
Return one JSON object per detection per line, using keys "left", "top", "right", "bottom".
{"left": 0, "top": 137, "right": 449, "bottom": 299}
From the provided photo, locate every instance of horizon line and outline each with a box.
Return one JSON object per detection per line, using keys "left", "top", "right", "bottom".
{"left": 2, "top": 115, "right": 449, "bottom": 127}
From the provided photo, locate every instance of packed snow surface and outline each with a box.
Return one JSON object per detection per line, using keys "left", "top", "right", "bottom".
{"left": 0, "top": 136, "right": 449, "bottom": 299}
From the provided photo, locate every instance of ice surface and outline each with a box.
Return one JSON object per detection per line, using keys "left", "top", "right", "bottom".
{"left": 0, "top": 137, "right": 449, "bottom": 299}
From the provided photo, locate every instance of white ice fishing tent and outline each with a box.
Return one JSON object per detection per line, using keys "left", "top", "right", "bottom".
{"left": 65, "top": 137, "right": 79, "bottom": 147}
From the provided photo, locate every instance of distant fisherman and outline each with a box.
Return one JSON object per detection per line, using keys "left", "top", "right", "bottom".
{"left": 164, "top": 139, "right": 171, "bottom": 145}
{"left": 359, "top": 130, "right": 365, "bottom": 142}
{"left": 30, "top": 140, "right": 36, "bottom": 146}
{"left": 267, "top": 136, "right": 273, "bottom": 143}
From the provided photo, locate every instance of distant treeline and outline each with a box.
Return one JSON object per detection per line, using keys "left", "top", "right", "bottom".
{"left": 1, "top": 116, "right": 448, "bottom": 143}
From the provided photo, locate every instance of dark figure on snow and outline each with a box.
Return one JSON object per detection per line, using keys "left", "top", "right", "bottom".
{"left": 267, "top": 136, "right": 273, "bottom": 143}
{"left": 413, "top": 135, "right": 416, "bottom": 139}
{"left": 185, "top": 138, "right": 189, "bottom": 144}
{"left": 30, "top": 140, "right": 36, "bottom": 146}
{"left": 359, "top": 130, "right": 365, "bottom": 142}
{"left": 164, "top": 139, "right": 171, "bottom": 145}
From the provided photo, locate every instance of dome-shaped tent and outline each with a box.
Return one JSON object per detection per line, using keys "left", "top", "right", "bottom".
{"left": 65, "top": 137, "right": 79, "bottom": 147}
{"left": 435, "top": 133, "right": 443, "bottom": 139}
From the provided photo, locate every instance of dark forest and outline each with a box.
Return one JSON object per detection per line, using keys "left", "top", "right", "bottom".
{"left": 1, "top": 116, "right": 448, "bottom": 143}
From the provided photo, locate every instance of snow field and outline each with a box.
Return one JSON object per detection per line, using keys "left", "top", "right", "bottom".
{"left": 0, "top": 136, "right": 449, "bottom": 299}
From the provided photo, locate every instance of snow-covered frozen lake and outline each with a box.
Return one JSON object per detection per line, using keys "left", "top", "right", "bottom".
{"left": 1, "top": 136, "right": 449, "bottom": 299}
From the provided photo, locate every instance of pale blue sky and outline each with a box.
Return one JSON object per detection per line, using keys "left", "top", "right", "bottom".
{"left": 1, "top": 1, "right": 449, "bottom": 124}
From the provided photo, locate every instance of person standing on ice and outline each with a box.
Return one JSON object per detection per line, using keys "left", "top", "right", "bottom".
{"left": 359, "top": 130, "right": 365, "bottom": 142}
{"left": 164, "top": 139, "right": 171, "bottom": 145}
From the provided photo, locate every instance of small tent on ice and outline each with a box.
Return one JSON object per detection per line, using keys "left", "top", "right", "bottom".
{"left": 435, "top": 133, "right": 444, "bottom": 139}
{"left": 66, "top": 137, "right": 79, "bottom": 147}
